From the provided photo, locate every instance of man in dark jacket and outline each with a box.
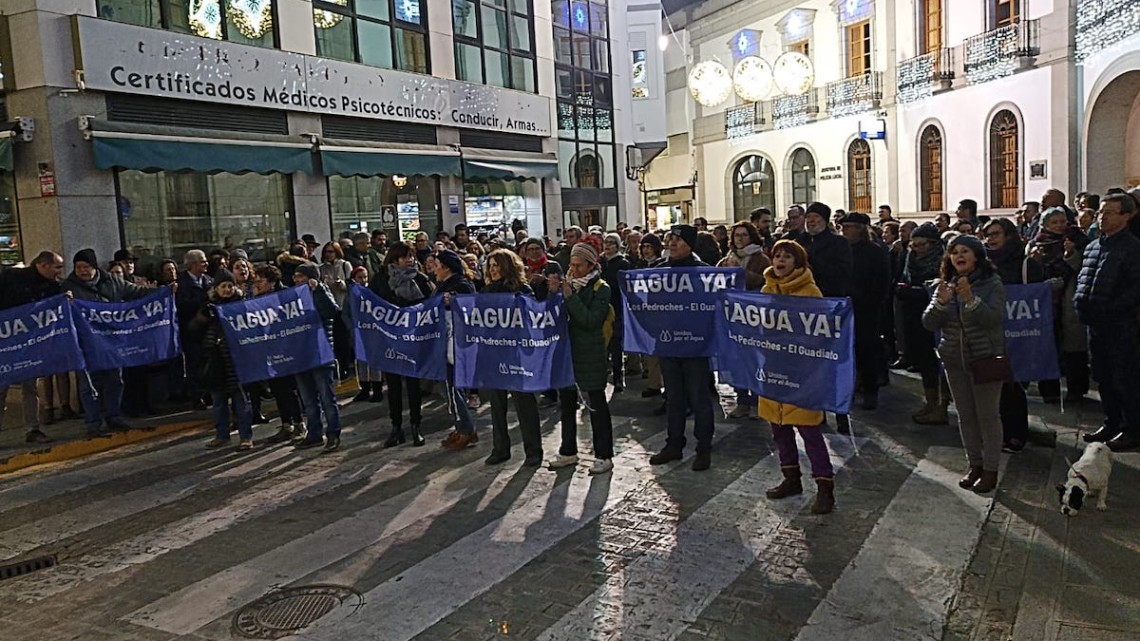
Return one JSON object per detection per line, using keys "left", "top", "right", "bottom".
{"left": 797, "top": 202, "right": 853, "bottom": 298}
{"left": 601, "top": 233, "right": 631, "bottom": 391}
{"left": 648, "top": 224, "right": 716, "bottom": 472}
{"left": 1073, "top": 194, "right": 1140, "bottom": 452}
{"left": 434, "top": 250, "right": 480, "bottom": 450}
{"left": 176, "top": 249, "right": 214, "bottom": 410}
{"left": 840, "top": 213, "right": 890, "bottom": 409}
{"left": 292, "top": 262, "right": 344, "bottom": 451}
{"left": 0, "top": 251, "right": 65, "bottom": 443}
{"left": 344, "top": 232, "right": 383, "bottom": 277}
{"left": 62, "top": 249, "right": 153, "bottom": 437}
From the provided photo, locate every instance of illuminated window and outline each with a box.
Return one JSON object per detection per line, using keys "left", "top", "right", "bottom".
{"left": 314, "top": 0, "right": 429, "bottom": 74}
{"left": 97, "top": 0, "right": 278, "bottom": 48}
{"left": 790, "top": 148, "right": 816, "bottom": 206}
{"left": 733, "top": 155, "right": 776, "bottom": 221}
{"left": 919, "top": 125, "right": 944, "bottom": 211}
{"left": 847, "top": 139, "right": 872, "bottom": 212}
{"left": 989, "top": 110, "right": 1020, "bottom": 208}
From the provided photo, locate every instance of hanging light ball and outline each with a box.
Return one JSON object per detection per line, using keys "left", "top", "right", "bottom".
{"left": 688, "top": 60, "right": 733, "bottom": 107}
{"left": 228, "top": 0, "right": 274, "bottom": 40}
{"left": 733, "top": 56, "right": 772, "bottom": 102}
{"left": 772, "top": 52, "right": 815, "bottom": 96}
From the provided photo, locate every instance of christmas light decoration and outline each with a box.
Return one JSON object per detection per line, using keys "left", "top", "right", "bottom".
{"left": 772, "top": 52, "right": 814, "bottom": 96}
{"left": 826, "top": 72, "right": 881, "bottom": 118}
{"left": 773, "top": 93, "right": 810, "bottom": 130}
{"left": 733, "top": 56, "right": 773, "bottom": 103}
{"left": 189, "top": 0, "right": 223, "bottom": 40}
{"left": 1075, "top": 0, "right": 1140, "bottom": 63}
{"left": 314, "top": 0, "right": 348, "bottom": 29}
{"left": 897, "top": 52, "right": 935, "bottom": 104}
{"left": 228, "top": 0, "right": 274, "bottom": 39}
{"left": 688, "top": 60, "right": 733, "bottom": 107}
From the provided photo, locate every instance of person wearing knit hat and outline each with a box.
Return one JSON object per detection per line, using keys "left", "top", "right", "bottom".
{"left": 73, "top": 248, "right": 98, "bottom": 269}
{"left": 570, "top": 241, "right": 598, "bottom": 266}
{"left": 912, "top": 221, "right": 941, "bottom": 241}
{"left": 212, "top": 268, "right": 236, "bottom": 286}
{"left": 670, "top": 224, "right": 698, "bottom": 252}
{"left": 435, "top": 249, "right": 465, "bottom": 275}
{"left": 294, "top": 262, "right": 320, "bottom": 282}
{"left": 924, "top": 225, "right": 1008, "bottom": 494}
{"left": 637, "top": 233, "right": 663, "bottom": 267}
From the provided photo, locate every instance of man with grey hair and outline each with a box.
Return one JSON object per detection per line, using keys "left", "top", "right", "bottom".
{"left": 176, "top": 249, "right": 213, "bottom": 410}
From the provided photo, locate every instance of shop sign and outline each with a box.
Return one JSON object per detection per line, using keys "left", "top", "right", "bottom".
{"left": 73, "top": 16, "right": 551, "bottom": 137}
{"left": 38, "top": 162, "right": 56, "bottom": 197}
{"left": 819, "top": 165, "right": 843, "bottom": 181}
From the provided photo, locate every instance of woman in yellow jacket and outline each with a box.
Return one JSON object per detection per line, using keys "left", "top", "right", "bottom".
{"left": 758, "top": 240, "right": 835, "bottom": 514}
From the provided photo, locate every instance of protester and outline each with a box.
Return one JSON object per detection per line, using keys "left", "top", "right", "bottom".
{"left": 983, "top": 218, "right": 1044, "bottom": 453}
{"left": 249, "top": 265, "right": 306, "bottom": 444}
{"left": 923, "top": 235, "right": 1007, "bottom": 494}
{"left": 553, "top": 226, "right": 583, "bottom": 271}
{"left": 600, "top": 233, "right": 631, "bottom": 392}
{"left": 374, "top": 243, "right": 433, "bottom": 448}
{"left": 648, "top": 224, "right": 716, "bottom": 471}
{"left": 693, "top": 231, "right": 723, "bottom": 265}
{"left": 1073, "top": 194, "right": 1140, "bottom": 452}
{"left": 292, "top": 263, "right": 344, "bottom": 451}
{"left": 899, "top": 223, "right": 948, "bottom": 424}
{"left": 434, "top": 249, "right": 480, "bottom": 450}
{"left": 758, "top": 240, "right": 836, "bottom": 514}
{"left": 839, "top": 213, "right": 890, "bottom": 411}
{"left": 546, "top": 242, "right": 615, "bottom": 475}
{"left": 481, "top": 249, "right": 544, "bottom": 467}
{"left": 718, "top": 221, "right": 771, "bottom": 418}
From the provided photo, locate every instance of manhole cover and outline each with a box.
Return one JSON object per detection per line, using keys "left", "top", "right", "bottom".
{"left": 233, "top": 585, "right": 362, "bottom": 638}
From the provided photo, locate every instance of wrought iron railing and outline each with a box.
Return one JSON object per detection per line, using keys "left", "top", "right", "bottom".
{"left": 897, "top": 48, "right": 955, "bottom": 104}
{"left": 825, "top": 71, "right": 883, "bottom": 118}
{"left": 1076, "top": 0, "right": 1140, "bottom": 62}
{"left": 964, "top": 19, "right": 1039, "bottom": 85}
{"left": 724, "top": 102, "right": 766, "bottom": 140}
{"left": 772, "top": 89, "right": 820, "bottom": 130}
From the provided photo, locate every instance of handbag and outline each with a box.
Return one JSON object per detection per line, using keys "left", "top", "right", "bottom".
{"left": 957, "top": 295, "right": 1013, "bottom": 384}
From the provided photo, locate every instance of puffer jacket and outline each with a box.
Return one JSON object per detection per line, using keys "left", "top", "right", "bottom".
{"left": 188, "top": 289, "right": 243, "bottom": 393}
{"left": 1072, "top": 230, "right": 1140, "bottom": 326}
{"left": 565, "top": 274, "right": 611, "bottom": 391}
{"left": 756, "top": 266, "right": 825, "bottom": 427}
{"left": 922, "top": 271, "right": 1007, "bottom": 366}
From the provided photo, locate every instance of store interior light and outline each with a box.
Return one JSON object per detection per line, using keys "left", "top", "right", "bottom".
{"left": 392, "top": 174, "right": 408, "bottom": 188}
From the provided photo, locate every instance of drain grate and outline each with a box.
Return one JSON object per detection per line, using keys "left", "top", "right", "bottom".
{"left": 0, "top": 555, "right": 56, "bottom": 581}
{"left": 233, "top": 585, "right": 362, "bottom": 639}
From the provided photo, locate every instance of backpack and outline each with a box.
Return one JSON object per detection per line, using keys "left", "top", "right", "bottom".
{"left": 593, "top": 279, "right": 616, "bottom": 349}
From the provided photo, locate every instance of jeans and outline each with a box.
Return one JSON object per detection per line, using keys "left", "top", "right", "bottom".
{"left": 771, "top": 424, "right": 834, "bottom": 478}
{"left": 387, "top": 374, "right": 422, "bottom": 428}
{"left": 296, "top": 365, "right": 341, "bottom": 439}
{"left": 1088, "top": 322, "right": 1140, "bottom": 435}
{"left": 558, "top": 387, "right": 614, "bottom": 459}
{"left": 77, "top": 369, "right": 125, "bottom": 431}
{"left": 211, "top": 390, "right": 252, "bottom": 439}
{"left": 0, "top": 380, "right": 40, "bottom": 430}
{"left": 487, "top": 389, "right": 541, "bottom": 459}
{"left": 659, "top": 357, "right": 715, "bottom": 453}
{"left": 447, "top": 365, "right": 475, "bottom": 434}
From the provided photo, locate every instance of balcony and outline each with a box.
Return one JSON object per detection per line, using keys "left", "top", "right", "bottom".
{"left": 724, "top": 102, "right": 767, "bottom": 140}
{"left": 825, "top": 71, "right": 883, "bottom": 118}
{"left": 897, "top": 49, "right": 955, "bottom": 104}
{"left": 772, "top": 90, "right": 820, "bottom": 130}
{"left": 964, "top": 20, "right": 1039, "bottom": 85}
{"left": 1076, "top": 0, "right": 1140, "bottom": 62}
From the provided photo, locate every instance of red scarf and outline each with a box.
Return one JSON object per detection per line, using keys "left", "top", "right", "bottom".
{"left": 525, "top": 254, "right": 548, "bottom": 273}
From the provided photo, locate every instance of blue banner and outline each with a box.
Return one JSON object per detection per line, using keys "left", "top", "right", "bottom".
{"left": 1004, "top": 283, "right": 1061, "bottom": 383}
{"left": 453, "top": 293, "right": 574, "bottom": 392}
{"left": 216, "top": 285, "right": 335, "bottom": 384}
{"left": 621, "top": 267, "right": 744, "bottom": 358}
{"left": 0, "top": 295, "right": 86, "bottom": 387}
{"left": 72, "top": 288, "right": 180, "bottom": 370}
{"left": 350, "top": 285, "right": 447, "bottom": 381}
{"left": 715, "top": 290, "right": 855, "bottom": 414}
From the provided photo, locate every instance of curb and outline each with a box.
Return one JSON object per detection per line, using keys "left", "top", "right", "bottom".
{"left": 0, "top": 379, "right": 363, "bottom": 476}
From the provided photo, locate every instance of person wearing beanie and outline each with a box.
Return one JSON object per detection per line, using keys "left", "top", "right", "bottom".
{"left": 760, "top": 239, "right": 837, "bottom": 514}
{"left": 923, "top": 231, "right": 1008, "bottom": 494}
{"left": 647, "top": 223, "right": 716, "bottom": 471}
{"left": 900, "top": 220, "right": 948, "bottom": 425}
{"left": 294, "top": 262, "right": 320, "bottom": 281}
{"left": 290, "top": 261, "right": 344, "bottom": 452}
{"left": 795, "top": 202, "right": 853, "bottom": 299}
{"left": 432, "top": 248, "right": 480, "bottom": 450}
{"left": 62, "top": 247, "right": 153, "bottom": 438}
{"left": 635, "top": 233, "right": 663, "bottom": 269}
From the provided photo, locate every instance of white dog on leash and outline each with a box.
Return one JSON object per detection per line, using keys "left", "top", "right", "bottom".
{"left": 1057, "top": 442, "right": 1113, "bottom": 516}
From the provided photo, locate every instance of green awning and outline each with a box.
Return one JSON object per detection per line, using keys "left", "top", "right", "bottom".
{"left": 0, "top": 135, "right": 12, "bottom": 172}
{"left": 319, "top": 140, "right": 461, "bottom": 177}
{"left": 85, "top": 120, "right": 314, "bottom": 175}
{"left": 462, "top": 150, "right": 559, "bottom": 181}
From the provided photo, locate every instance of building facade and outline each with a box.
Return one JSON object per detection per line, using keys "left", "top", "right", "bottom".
{"left": 637, "top": 0, "right": 1140, "bottom": 225}
{"left": 0, "top": 0, "right": 639, "bottom": 269}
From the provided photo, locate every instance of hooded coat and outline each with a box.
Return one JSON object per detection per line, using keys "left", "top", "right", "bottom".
{"left": 756, "top": 266, "right": 826, "bottom": 427}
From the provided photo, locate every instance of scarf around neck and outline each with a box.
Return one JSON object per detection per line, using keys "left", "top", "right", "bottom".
{"left": 569, "top": 268, "right": 600, "bottom": 293}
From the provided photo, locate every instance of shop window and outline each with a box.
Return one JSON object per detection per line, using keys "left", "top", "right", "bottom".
{"left": 315, "top": 0, "right": 429, "bottom": 74}
{"left": 96, "top": 0, "right": 279, "bottom": 48}
{"left": 790, "top": 147, "right": 816, "bottom": 206}
{"left": 328, "top": 175, "right": 440, "bottom": 241}
{"left": 733, "top": 155, "right": 776, "bottom": 222}
{"left": 453, "top": 0, "right": 536, "bottom": 91}
{"left": 920, "top": 0, "right": 942, "bottom": 54}
{"left": 989, "top": 110, "right": 1020, "bottom": 209}
{"left": 920, "top": 125, "right": 944, "bottom": 211}
{"left": 464, "top": 180, "right": 544, "bottom": 235}
{"left": 847, "top": 139, "right": 873, "bottom": 212}
{"left": 117, "top": 170, "right": 293, "bottom": 271}
{"left": 846, "top": 19, "right": 871, "bottom": 76}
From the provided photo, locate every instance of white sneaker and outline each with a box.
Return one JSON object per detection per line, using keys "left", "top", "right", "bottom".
{"left": 548, "top": 454, "right": 579, "bottom": 469}
{"left": 589, "top": 458, "right": 613, "bottom": 475}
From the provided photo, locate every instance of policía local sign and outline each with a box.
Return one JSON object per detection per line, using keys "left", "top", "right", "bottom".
{"left": 72, "top": 16, "right": 551, "bottom": 137}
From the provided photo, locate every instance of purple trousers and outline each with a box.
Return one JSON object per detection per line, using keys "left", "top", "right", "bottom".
{"left": 771, "top": 424, "right": 834, "bottom": 479}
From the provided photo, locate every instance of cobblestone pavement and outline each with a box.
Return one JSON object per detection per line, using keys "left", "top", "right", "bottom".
{"left": 0, "top": 374, "right": 1136, "bottom": 641}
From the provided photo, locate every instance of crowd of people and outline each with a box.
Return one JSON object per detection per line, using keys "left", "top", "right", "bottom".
{"left": 3, "top": 184, "right": 1140, "bottom": 515}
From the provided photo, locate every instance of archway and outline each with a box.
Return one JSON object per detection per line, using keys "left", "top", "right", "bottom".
{"left": 1085, "top": 70, "right": 1140, "bottom": 193}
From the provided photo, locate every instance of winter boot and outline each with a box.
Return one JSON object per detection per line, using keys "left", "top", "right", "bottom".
{"left": 409, "top": 422, "right": 425, "bottom": 447}
{"left": 384, "top": 425, "right": 406, "bottom": 448}
{"left": 911, "top": 387, "right": 936, "bottom": 422}
{"left": 812, "top": 478, "right": 835, "bottom": 514}
{"left": 353, "top": 382, "right": 372, "bottom": 403}
{"left": 766, "top": 466, "right": 803, "bottom": 499}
